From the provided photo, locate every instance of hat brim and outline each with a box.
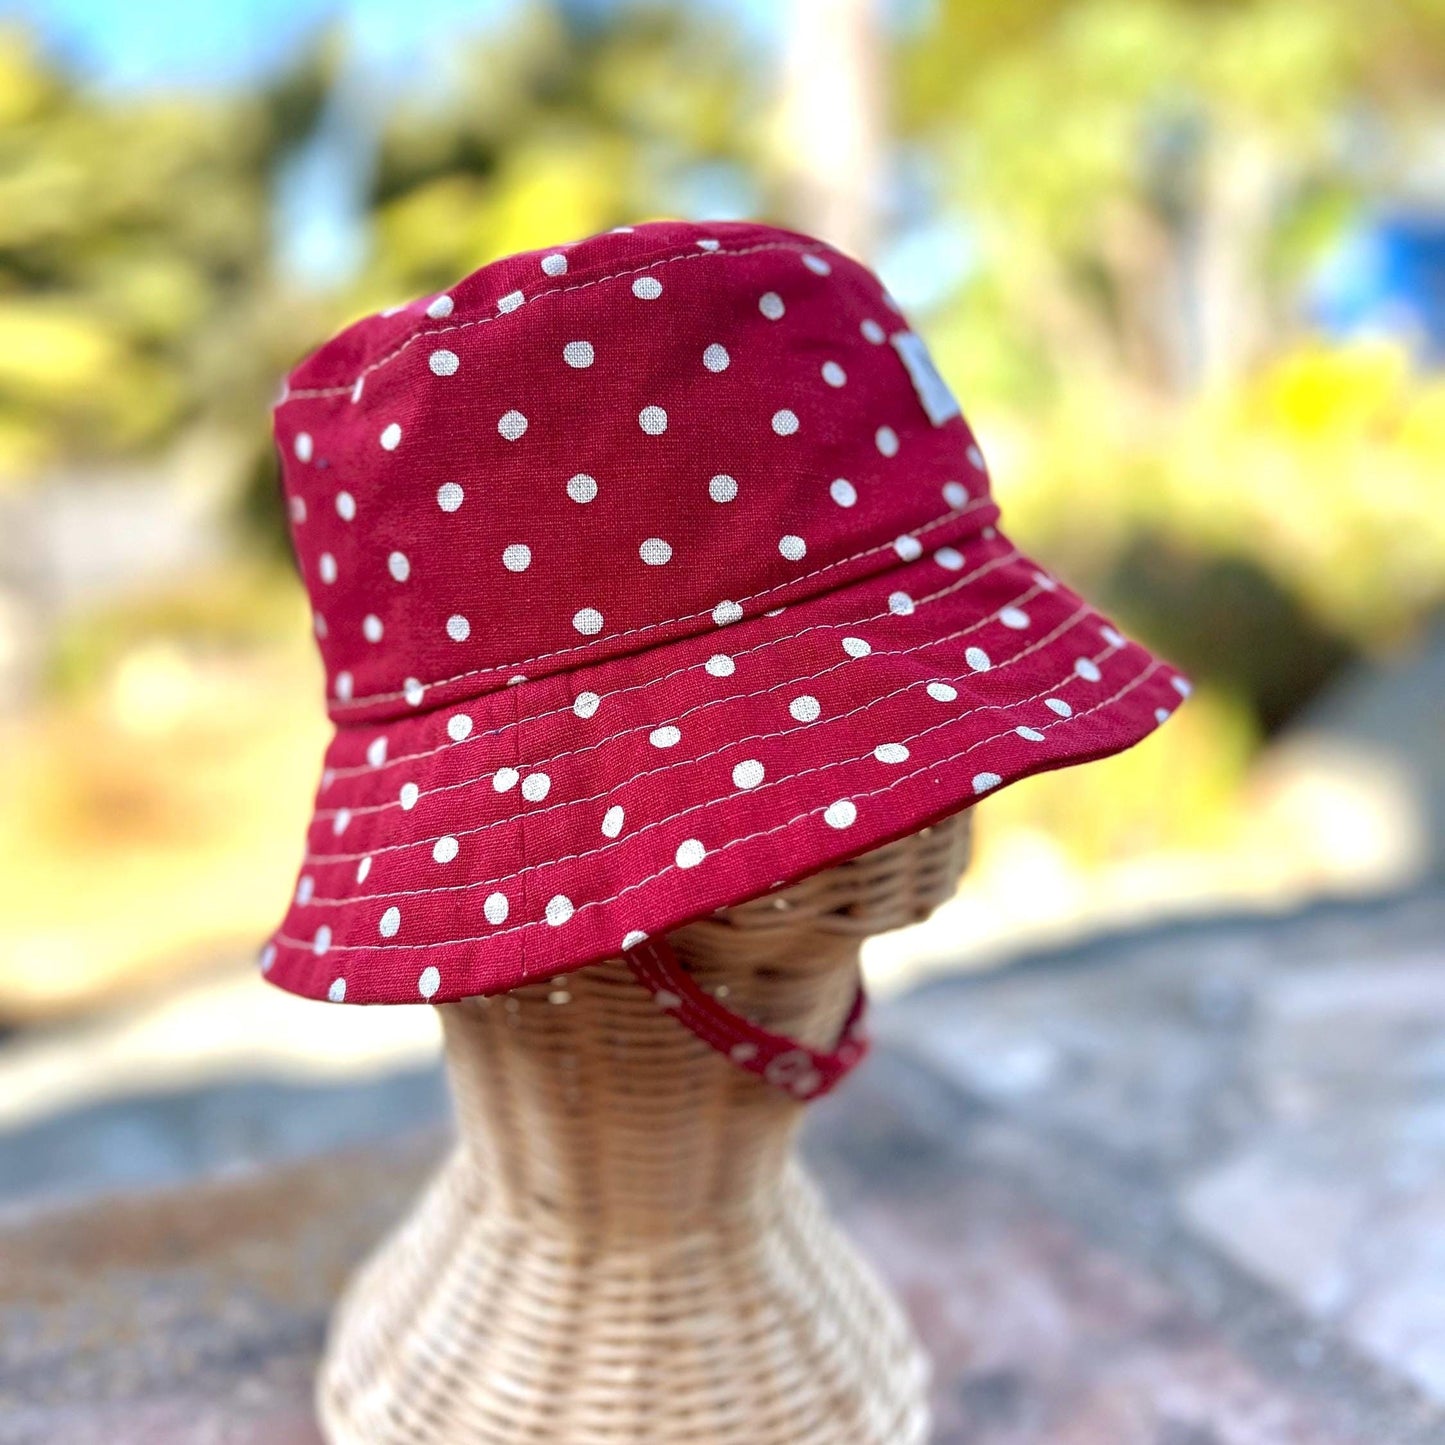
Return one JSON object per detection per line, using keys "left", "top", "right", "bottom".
{"left": 262, "top": 528, "right": 1187, "bottom": 1005}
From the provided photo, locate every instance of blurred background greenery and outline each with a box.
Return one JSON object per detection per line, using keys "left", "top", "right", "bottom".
{"left": 0, "top": 0, "right": 1442, "bottom": 1040}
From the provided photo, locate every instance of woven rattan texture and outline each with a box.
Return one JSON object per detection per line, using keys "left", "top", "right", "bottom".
{"left": 316, "top": 816, "right": 972, "bottom": 1444}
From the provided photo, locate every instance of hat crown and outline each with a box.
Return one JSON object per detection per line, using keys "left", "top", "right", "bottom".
{"left": 276, "top": 220, "right": 992, "bottom": 722}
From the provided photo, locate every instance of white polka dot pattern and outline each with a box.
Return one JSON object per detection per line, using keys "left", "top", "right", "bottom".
{"left": 265, "top": 219, "right": 1184, "bottom": 1007}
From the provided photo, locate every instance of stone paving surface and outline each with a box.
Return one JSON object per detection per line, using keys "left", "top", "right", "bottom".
{"left": 1, "top": 884, "right": 1442, "bottom": 1444}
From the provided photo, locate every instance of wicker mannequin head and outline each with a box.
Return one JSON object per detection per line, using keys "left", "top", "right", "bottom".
{"left": 318, "top": 815, "right": 971, "bottom": 1445}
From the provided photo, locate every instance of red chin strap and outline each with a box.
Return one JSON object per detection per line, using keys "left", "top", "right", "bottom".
{"left": 622, "top": 935, "right": 869, "bottom": 1101}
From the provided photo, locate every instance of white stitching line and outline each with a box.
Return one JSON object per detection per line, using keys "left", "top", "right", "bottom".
{"left": 304, "top": 602, "right": 1097, "bottom": 879}
{"left": 325, "top": 533, "right": 1019, "bottom": 784}
{"left": 305, "top": 630, "right": 1111, "bottom": 905}
{"left": 308, "top": 557, "right": 1047, "bottom": 830}
{"left": 324, "top": 498, "right": 991, "bottom": 712}
{"left": 320, "top": 543, "right": 1023, "bottom": 795}
{"left": 276, "top": 657, "right": 1162, "bottom": 954}
{"left": 277, "top": 240, "right": 828, "bottom": 405}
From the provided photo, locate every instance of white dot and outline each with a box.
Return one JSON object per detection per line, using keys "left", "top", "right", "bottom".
{"left": 824, "top": 799, "right": 857, "bottom": 829}
{"left": 573, "top": 691, "right": 601, "bottom": 719}
{"left": 502, "top": 543, "right": 532, "bottom": 573}
{"left": 335, "top": 491, "right": 356, "bottom": 521}
{"left": 546, "top": 895, "right": 574, "bottom": 926}
{"left": 821, "top": 360, "right": 847, "bottom": 387}
{"left": 675, "top": 838, "right": 706, "bottom": 869}
{"left": 296, "top": 875, "right": 314, "bottom": 905}
{"left": 388, "top": 551, "right": 411, "bottom": 582}
{"left": 972, "top": 772, "right": 1002, "bottom": 794}
{"left": 379, "top": 906, "right": 401, "bottom": 938}
{"left": 601, "top": 805, "right": 625, "bottom": 838}
{"left": 759, "top": 291, "right": 785, "bottom": 320}
{"left": 541, "top": 252, "right": 568, "bottom": 276}
{"left": 874, "top": 743, "right": 910, "bottom": 763}
{"left": 1046, "top": 698, "right": 1073, "bottom": 717}
{"left": 1172, "top": 676, "right": 1193, "bottom": 697}
{"left": 327, "top": 976, "right": 345, "bottom": 1002}
{"left": 703, "top": 343, "right": 730, "bottom": 372}
{"left": 484, "top": 892, "right": 510, "bottom": 924}
{"left": 290, "top": 496, "right": 306, "bottom": 523}
{"left": 294, "top": 432, "right": 313, "bottom": 462}
{"left": 497, "top": 289, "right": 524, "bottom": 313}
{"left": 332, "top": 807, "right": 351, "bottom": 836}
{"left": 429, "top": 349, "right": 459, "bottom": 376}
{"left": 447, "top": 713, "right": 473, "bottom": 742}
{"left": 632, "top": 276, "right": 663, "bottom": 300}
{"left": 563, "top": 340, "right": 594, "bottom": 368}
{"left": 733, "top": 759, "right": 765, "bottom": 789}
{"left": 943, "top": 481, "right": 969, "bottom": 508}
{"left": 433, "top": 835, "right": 459, "bottom": 864}
{"left": 362, "top": 614, "right": 383, "bottom": 642}
{"left": 312, "top": 612, "right": 325, "bottom": 637}
{"left": 498, "top": 409, "right": 528, "bottom": 441}
{"left": 566, "top": 473, "right": 598, "bottom": 503}
{"left": 779, "top": 534, "right": 807, "bottom": 561}
{"left": 399, "top": 782, "right": 420, "bottom": 810}
{"left": 573, "top": 607, "right": 603, "bottom": 635}
{"left": 493, "top": 767, "right": 520, "bottom": 792}
{"left": 446, "top": 614, "right": 471, "bottom": 642}
{"left": 351, "top": 378, "right": 364, "bottom": 402}
{"left": 713, "top": 599, "right": 742, "bottom": 625}
{"left": 356, "top": 855, "right": 372, "bottom": 883}
{"left": 366, "top": 736, "right": 388, "bottom": 768}
{"left": 318, "top": 553, "right": 337, "bottom": 584}
{"left": 521, "top": 772, "right": 551, "bottom": 802}
{"left": 313, "top": 926, "right": 332, "bottom": 957}
{"left": 639, "top": 537, "right": 673, "bottom": 565}
{"left": 404, "top": 678, "right": 425, "bottom": 706}
{"left": 427, "top": 294, "right": 454, "bottom": 318}
{"left": 893, "top": 535, "right": 922, "bottom": 562}
{"left": 842, "top": 636, "right": 871, "bottom": 658}
{"left": 1101, "top": 625, "right": 1125, "bottom": 648}
{"left": 830, "top": 478, "right": 857, "bottom": 507}
{"left": 380, "top": 423, "right": 402, "bottom": 451}
{"left": 1155, "top": 707, "right": 1171, "bottom": 725}
{"left": 1034, "top": 571, "right": 1058, "bottom": 591}
{"left": 1075, "top": 657, "right": 1102, "bottom": 683}
{"left": 418, "top": 966, "right": 440, "bottom": 999}
{"left": 639, "top": 405, "right": 667, "bottom": 435}
{"left": 999, "top": 607, "right": 1030, "bottom": 630}
{"left": 967, "top": 443, "right": 985, "bottom": 468}
{"left": 259, "top": 943, "right": 275, "bottom": 972}
{"left": 790, "top": 695, "right": 820, "bottom": 722}
{"left": 802, "top": 253, "right": 832, "bottom": 275}
{"left": 935, "top": 547, "right": 964, "bottom": 571}
{"left": 705, "top": 653, "right": 735, "bottom": 677}
{"left": 966, "top": 646, "right": 992, "bottom": 672}
{"left": 876, "top": 426, "right": 900, "bottom": 457}
{"left": 1016, "top": 726, "right": 1045, "bottom": 742}
{"left": 437, "top": 482, "right": 464, "bottom": 512}
{"left": 650, "top": 725, "right": 681, "bottom": 748}
{"left": 334, "top": 671, "right": 352, "bottom": 701}
{"left": 927, "top": 681, "right": 958, "bottom": 702}
{"left": 888, "top": 591, "right": 914, "bottom": 616}
{"left": 709, "top": 474, "right": 738, "bottom": 503}
{"left": 771, "top": 408, "right": 799, "bottom": 436}
{"left": 861, "top": 318, "right": 886, "bottom": 343}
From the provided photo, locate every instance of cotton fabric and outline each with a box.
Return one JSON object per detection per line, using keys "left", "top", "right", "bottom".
{"left": 262, "top": 219, "right": 1187, "bottom": 1007}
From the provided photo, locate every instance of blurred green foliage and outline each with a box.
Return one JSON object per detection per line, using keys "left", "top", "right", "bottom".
{"left": 3, "top": 0, "right": 1443, "bottom": 738}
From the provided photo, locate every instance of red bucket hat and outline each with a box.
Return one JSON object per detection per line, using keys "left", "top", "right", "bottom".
{"left": 263, "top": 220, "right": 1187, "bottom": 1090}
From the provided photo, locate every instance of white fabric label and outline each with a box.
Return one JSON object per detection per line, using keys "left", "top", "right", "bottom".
{"left": 891, "top": 330, "right": 961, "bottom": 427}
